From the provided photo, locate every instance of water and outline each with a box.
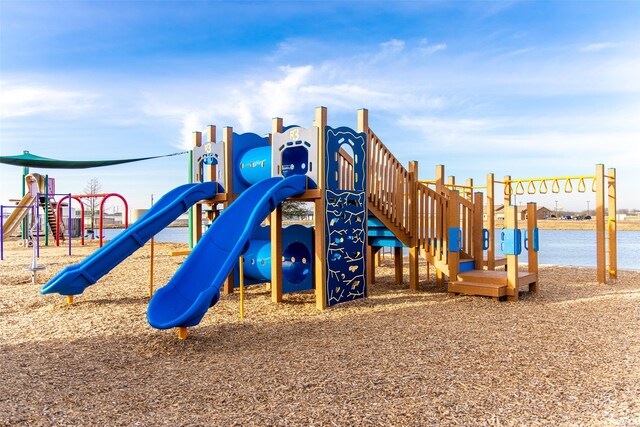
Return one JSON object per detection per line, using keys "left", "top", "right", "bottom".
{"left": 517, "top": 229, "right": 640, "bottom": 270}
{"left": 95, "top": 227, "right": 640, "bottom": 270}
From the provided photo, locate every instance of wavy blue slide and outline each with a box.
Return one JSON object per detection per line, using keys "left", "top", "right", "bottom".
{"left": 41, "top": 182, "right": 220, "bottom": 296}
{"left": 147, "top": 175, "right": 307, "bottom": 329}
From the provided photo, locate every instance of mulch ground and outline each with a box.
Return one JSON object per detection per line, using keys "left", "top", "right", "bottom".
{"left": 0, "top": 241, "right": 638, "bottom": 426}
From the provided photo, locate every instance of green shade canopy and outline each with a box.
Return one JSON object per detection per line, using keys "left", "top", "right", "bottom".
{"left": 0, "top": 151, "right": 188, "bottom": 169}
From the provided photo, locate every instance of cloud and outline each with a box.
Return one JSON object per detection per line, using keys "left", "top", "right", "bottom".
{"left": 419, "top": 39, "right": 447, "bottom": 55}
{"left": 580, "top": 42, "right": 617, "bottom": 52}
{"left": 380, "top": 39, "right": 405, "bottom": 53}
{"left": 0, "top": 81, "right": 98, "bottom": 118}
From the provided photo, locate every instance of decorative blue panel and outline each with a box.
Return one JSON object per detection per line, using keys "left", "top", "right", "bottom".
{"left": 524, "top": 228, "right": 540, "bottom": 252}
{"left": 483, "top": 228, "right": 490, "bottom": 251}
{"left": 325, "top": 190, "right": 366, "bottom": 306}
{"left": 448, "top": 227, "right": 462, "bottom": 252}
{"left": 324, "top": 126, "right": 367, "bottom": 306}
{"left": 500, "top": 229, "right": 522, "bottom": 256}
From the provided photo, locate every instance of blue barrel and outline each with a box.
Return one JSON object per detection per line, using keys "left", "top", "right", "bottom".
{"left": 237, "top": 146, "right": 272, "bottom": 186}
{"left": 243, "top": 239, "right": 271, "bottom": 281}
{"left": 242, "top": 239, "right": 312, "bottom": 284}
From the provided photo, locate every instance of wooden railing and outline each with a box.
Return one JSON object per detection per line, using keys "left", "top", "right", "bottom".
{"left": 415, "top": 182, "right": 447, "bottom": 263}
{"left": 366, "top": 129, "right": 413, "bottom": 245}
{"left": 365, "top": 127, "right": 482, "bottom": 272}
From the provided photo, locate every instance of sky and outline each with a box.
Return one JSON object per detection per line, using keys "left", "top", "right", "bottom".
{"left": 1, "top": 0, "right": 639, "bottom": 214}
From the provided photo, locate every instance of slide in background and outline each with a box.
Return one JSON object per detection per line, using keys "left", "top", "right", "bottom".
{"left": 41, "top": 181, "right": 220, "bottom": 296}
{"left": 2, "top": 194, "right": 36, "bottom": 238}
{"left": 147, "top": 174, "right": 308, "bottom": 330}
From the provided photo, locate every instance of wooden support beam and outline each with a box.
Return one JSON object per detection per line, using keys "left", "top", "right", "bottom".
{"left": 222, "top": 127, "right": 235, "bottom": 294}
{"left": 435, "top": 165, "right": 445, "bottom": 195}
{"left": 314, "top": 107, "right": 327, "bottom": 310}
{"left": 366, "top": 245, "right": 375, "bottom": 289}
{"left": 505, "top": 205, "right": 519, "bottom": 301}
{"left": 473, "top": 192, "right": 484, "bottom": 270}
{"left": 270, "top": 204, "right": 283, "bottom": 303}
{"left": 394, "top": 246, "right": 403, "bottom": 285}
{"left": 206, "top": 125, "right": 216, "bottom": 182}
{"left": 486, "top": 173, "right": 495, "bottom": 270}
{"left": 408, "top": 161, "right": 419, "bottom": 291}
{"left": 526, "top": 202, "right": 539, "bottom": 292}
{"left": 595, "top": 164, "right": 606, "bottom": 284}
{"left": 447, "top": 190, "right": 460, "bottom": 283}
{"left": 608, "top": 168, "right": 617, "bottom": 280}
{"left": 191, "top": 131, "right": 203, "bottom": 245}
{"left": 357, "top": 108, "right": 369, "bottom": 134}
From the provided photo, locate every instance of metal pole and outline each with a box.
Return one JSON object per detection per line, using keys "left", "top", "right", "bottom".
{"left": 68, "top": 193, "right": 72, "bottom": 256}
{"left": 21, "top": 154, "right": 28, "bottom": 240}
{"left": 1, "top": 205, "right": 4, "bottom": 261}
{"left": 149, "top": 194, "right": 155, "bottom": 298}
{"left": 36, "top": 200, "right": 40, "bottom": 258}
{"left": 45, "top": 175, "right": 49, "bottom": 246}
{"left": 188, "top": 149, "right": 194, "bottom": 249}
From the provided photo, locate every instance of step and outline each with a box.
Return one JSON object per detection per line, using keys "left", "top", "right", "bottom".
{"left": 448, "top": 281, "right": 507, "bottom": 298}
{"left": 457, "top": 270, "right": 537, "bottom": 286}
{"left": 459, "top": 259, "right": 476, "bottom": 273}
{"left": 368, "top": 228, "right": 397, "bottom": 238}
{"left": 367, "top": 216, "right": 384, "bottom": 228}
{"left": 368, "top": 236, "right": 404, "bottom": 248}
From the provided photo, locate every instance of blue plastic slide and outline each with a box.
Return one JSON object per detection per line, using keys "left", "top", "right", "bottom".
{"left": 147, "top": 175, "right": 307, "bottom": 329}
{"left": 41, "top": 182, "right": 220, "bottom": 296}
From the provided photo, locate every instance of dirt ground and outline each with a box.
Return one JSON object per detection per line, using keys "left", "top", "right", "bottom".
{"left": 0, "top": 241, "right": 638, "bottom": 426}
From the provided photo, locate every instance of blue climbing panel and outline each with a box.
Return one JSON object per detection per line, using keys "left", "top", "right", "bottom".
{"left": 324, "top": 126, "right": 367, "bottom": 306}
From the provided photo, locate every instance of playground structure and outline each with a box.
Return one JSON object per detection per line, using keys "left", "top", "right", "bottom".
{"left": 1, "top": 174, "right": 130, "bottom": 263}
{"left": 40, "top": 107, "right": 617, "bottom": 339}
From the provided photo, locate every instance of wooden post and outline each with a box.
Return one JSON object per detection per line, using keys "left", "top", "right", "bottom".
{"left": 435, "top": 165, "right": 445, "bottom": 195}
{"left": 206, "top": 125, "right": 216, "bottom": 182}
{"left": 486, "top": 173, "right": 495, "bottom": 270}
{"left": 270, "top": 204, "right": 283, "bottom": 303}
{"left": 408, "top": 161, "right": 419, "bottom": 290}
{"left": 608, "top": 168, "right": 617, "bottom": 280}
{"left": 473, "top": 192, "right": 484, "bottom": 270}
{"left": 595, "top": 164, "right": 606, "bottom": 284}
{"left": 465, "top": 178, "right": 473, "bottom": 254}
{"left": 526, "top": 202, "right": 539, "bottom": 292}
{"left": 358, "top": 108, "right": 371, "bottom": 291}
{"left": 366, "top": 245, "right": 375, "bottom": 288}
{"left": 222, "top": 127, "right": 235, "bottom": 294}
{"left": 314, "top": 107, "right": 327, "bottom": 310}
{"left": 270, "top": 117, "right": 284, "bottom": 303}
{"left": 149, "top": 237, "right": 155, "bottom": 297}
{"left": 505, "top": 205, "right": 519, "bottom": 301}
{"left": 191, "top": 132, "right": 203, "bottom": 245}
{"left": 394, "top": 246, "right": 403, "bottom": 285}
{"left": 435, "top": 164, "right": 445, "bottom": 285}
{"left": 447, "top": 191, "right": 460, "bottom": 283}
{"left": 239, "top": 255, "right": 245, "bottom": 318}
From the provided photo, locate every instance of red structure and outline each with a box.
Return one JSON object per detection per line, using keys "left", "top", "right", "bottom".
{"left": 56, "top": 193, "right": 129, "bottom": 247}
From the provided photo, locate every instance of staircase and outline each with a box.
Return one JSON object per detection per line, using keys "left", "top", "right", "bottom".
{"left": 39, "top": 196, "right": 65, "bottom": 241}
{"left": 357, "top": 118, "right": 539, "bottom": 301}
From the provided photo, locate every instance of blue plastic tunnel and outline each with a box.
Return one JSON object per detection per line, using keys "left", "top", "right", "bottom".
{"left": 242, "top": 239, "right": 311, "bottom": 285}
{"left": 237, "top": 147, "right": 272, "bottom": 187}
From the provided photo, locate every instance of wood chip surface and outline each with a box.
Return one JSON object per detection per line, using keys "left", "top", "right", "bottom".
{"left": 0, "top": 241, "right": 638, "bottom": 426}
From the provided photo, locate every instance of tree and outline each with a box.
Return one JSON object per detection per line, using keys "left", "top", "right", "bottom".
{"left": 83, "top": 178, "right": 103, "bottom": 237}
{"left": 282, "top": 201, "right": 312, "bottom": 220}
